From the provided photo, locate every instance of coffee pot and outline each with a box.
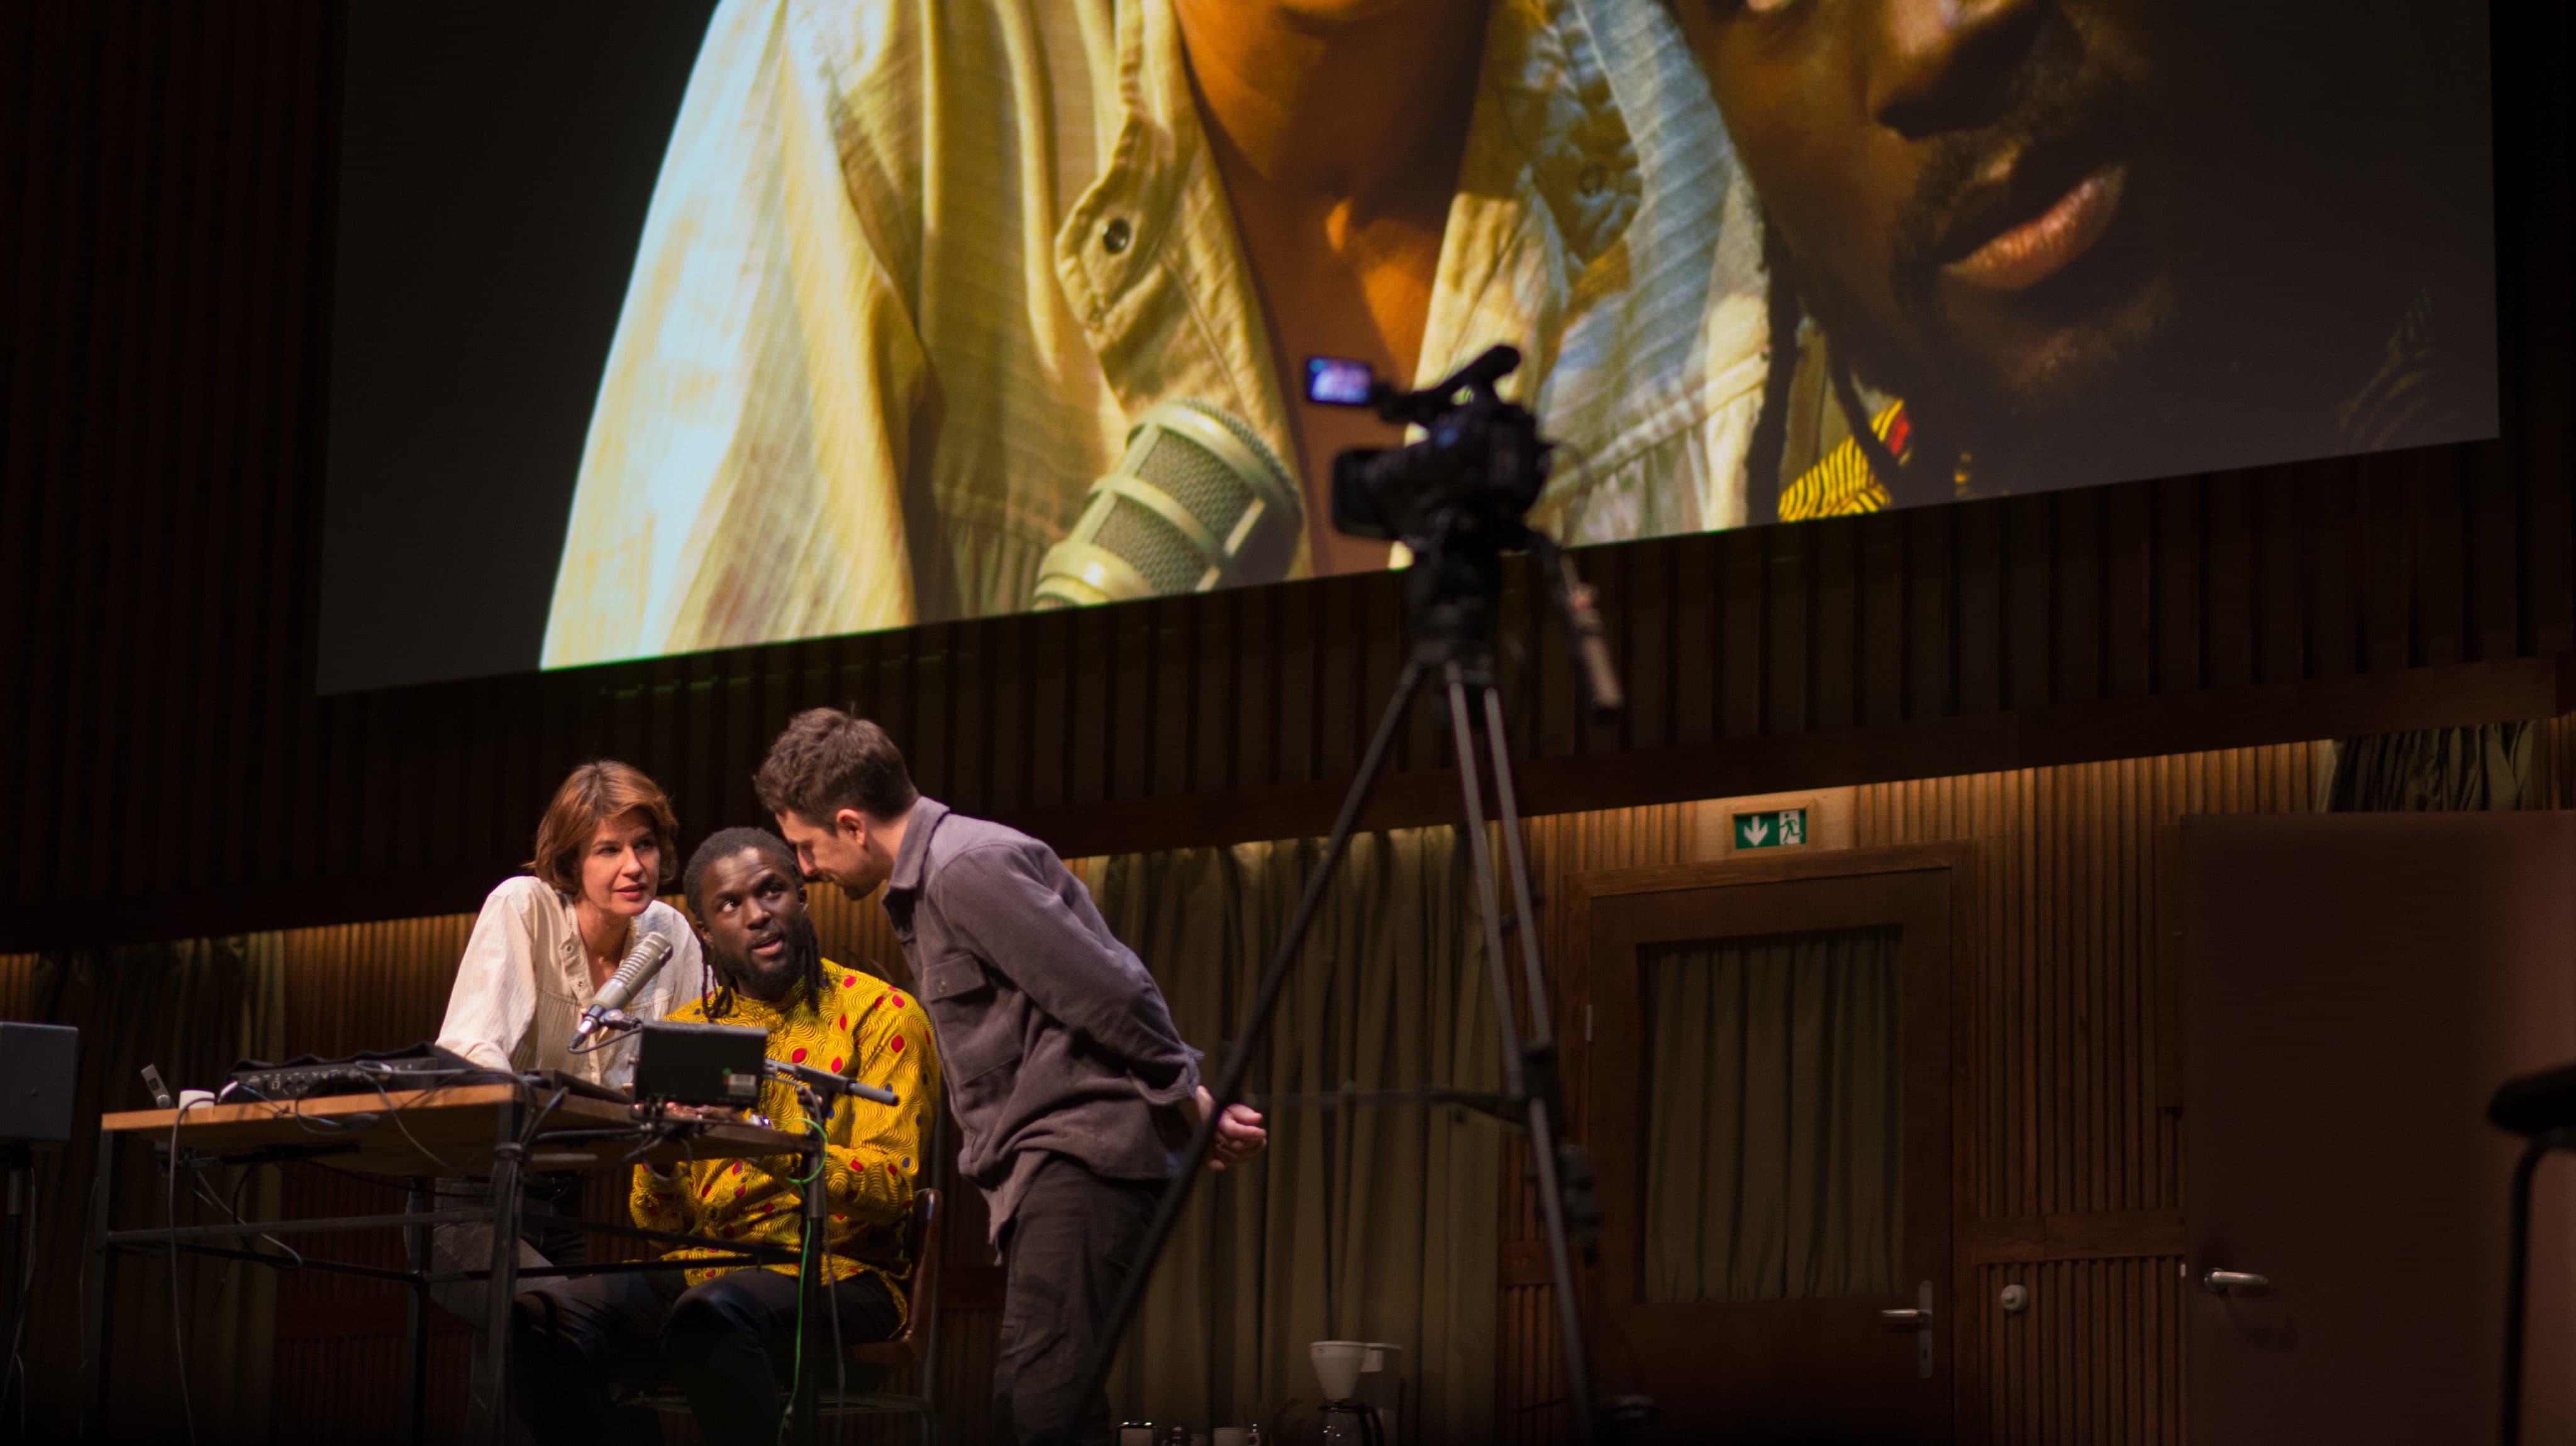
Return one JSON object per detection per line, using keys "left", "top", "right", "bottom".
{"left": 1308, "top": 1340, "right": 1401, "bottom": 1446}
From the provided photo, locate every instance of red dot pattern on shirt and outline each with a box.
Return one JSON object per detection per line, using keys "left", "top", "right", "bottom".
{"left": 891, "top": 1035, "right": 904, "bottom": 1052}
{"left": 844, "top": 975, "right": 857, "bottom": 987}
{"left": 892, "top": 995, "right": 906, "bottom": 1009}
{"left": 831, "top": 1056, "right": 844, "bottom": 1073}
{"left": 838, "top": 1014, "right": 848, "bottom": 1030}
{"left": 792, "top": 1046, "right": 808, "bottom": 1063}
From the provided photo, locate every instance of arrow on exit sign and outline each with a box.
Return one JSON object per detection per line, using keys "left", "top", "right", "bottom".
{"left": 1733, "top": 808, "right": 1808, "bottom": 849}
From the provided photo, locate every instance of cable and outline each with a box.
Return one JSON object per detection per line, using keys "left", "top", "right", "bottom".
{"left": 167, "top": 1100, "right": 204, "bottom": 1446}
{"left": 776, "top": 1110, "right": 826, "bottom": 1446}
{"left": 4, "top": 1157, "right": 36, "bottom": 1439}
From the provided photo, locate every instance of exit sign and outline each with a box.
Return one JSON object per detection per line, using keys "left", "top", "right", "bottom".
{"left": 1732, "top": 807, "right": 1808, "bottom": 850}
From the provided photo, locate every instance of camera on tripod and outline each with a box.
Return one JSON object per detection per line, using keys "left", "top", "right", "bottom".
{"left": 1306, "top": 345, "right": 1545, "bottom": 547}
{"left": 1305, "top": 344, "right": 1622, "bottom": 720}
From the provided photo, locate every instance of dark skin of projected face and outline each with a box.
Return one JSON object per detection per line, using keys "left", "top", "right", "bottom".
{"left": 1676, "top": 0, "right": 2432, "bottom": 489}
{"left": 693, "top": 848, "right": 809, "bottom": 1004}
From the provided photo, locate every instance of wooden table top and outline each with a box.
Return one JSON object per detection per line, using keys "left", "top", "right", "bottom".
{"left": 101, "top": 1083, "right": 804, "bottom": 1178}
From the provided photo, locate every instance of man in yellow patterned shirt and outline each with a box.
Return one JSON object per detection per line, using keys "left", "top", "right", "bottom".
{"left": 510, "top": 827, "right": 940, "bottom": 1446}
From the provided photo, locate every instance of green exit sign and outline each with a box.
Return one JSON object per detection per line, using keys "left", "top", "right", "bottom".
{"left": 1732, "top": 807, "right": 1808, "bottom": 850}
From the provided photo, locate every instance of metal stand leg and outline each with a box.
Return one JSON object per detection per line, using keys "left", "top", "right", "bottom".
{"left": 1443, "top": 663, "right": 1597, "bottom": 1436}
{"left": 80, "top": 1130, "right": 117, "bottom": 1439}
{"left": 404, "top": 1177, "right": 432, "bottom": 1446}
{"left": 2502, "top": 1129, "right": 2575, "bottom": 1446}
{"left": 477, "top": 1101, "right": 525, "bottom": 1446}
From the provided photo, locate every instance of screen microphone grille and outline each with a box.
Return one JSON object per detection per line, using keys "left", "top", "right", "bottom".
{"left": 1033, "top": 400, "right": 1302, "bottom": 609}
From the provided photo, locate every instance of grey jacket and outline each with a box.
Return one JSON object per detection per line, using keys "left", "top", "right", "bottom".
{"left": 881, "top": 798, "right": 1202, "bottom": 1240}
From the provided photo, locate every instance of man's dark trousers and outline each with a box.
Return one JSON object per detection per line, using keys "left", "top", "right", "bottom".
{"left": 991, "top": 1153, "right": 1162, "bottom": 1446}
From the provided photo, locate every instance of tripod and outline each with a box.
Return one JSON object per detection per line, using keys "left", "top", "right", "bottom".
{"left": 1073, "top": 526, "right": 1624, "bottom": 1443}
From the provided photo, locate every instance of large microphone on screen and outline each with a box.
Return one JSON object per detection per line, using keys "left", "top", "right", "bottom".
{"left": 571, "top": 930, "right": 675, "bottom": 1044}
{"left": 2490, "top": 1059, "right": 2576, "bottom": 1139}
{"left": 1031, "top": 400, "right": 1303, "bottom": 609}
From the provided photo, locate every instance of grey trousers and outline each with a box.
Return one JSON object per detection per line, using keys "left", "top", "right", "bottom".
{"left": 427, "top": 1173, "right": 588, "bottom": 1440}
{"left": 991, "top": 1154, "right": 1161, "bottom": 1446}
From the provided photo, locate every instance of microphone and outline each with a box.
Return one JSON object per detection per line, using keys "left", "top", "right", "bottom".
{"left": 767, "top": 1057, "right": 898, "bottom": 1107}
{"left": 1032, "top": 400, "right": 1302, "bottom": 609}
{"left": 2490, "top": 1059, "right": 2576, "bottom": 1139}
{"left": 573, "top": 931, "right": 675, "bottom": 1043}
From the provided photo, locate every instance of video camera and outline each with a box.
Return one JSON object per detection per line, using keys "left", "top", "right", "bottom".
{"left": 1306, "top": 345, "right": 1545, "bottom": 548}
{"left": 1305, "top": 344, "right": 1621, "bottom": 719}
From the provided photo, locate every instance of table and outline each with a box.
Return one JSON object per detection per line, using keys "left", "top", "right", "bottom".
{"left": 87, "top": 1081, "right": 826, "bottom": 1446}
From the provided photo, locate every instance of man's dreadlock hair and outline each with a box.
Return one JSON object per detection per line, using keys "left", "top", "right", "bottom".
{"left": 1741, "top": 214, "right": 1808, "bottom": 527}
{"left": 1743, "top": 209, "right": 1956, "bottom": 516}
{"left": 681, "top": 826, "right": 821, "bottom": 1020}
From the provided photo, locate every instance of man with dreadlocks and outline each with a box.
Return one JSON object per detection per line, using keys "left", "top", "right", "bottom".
{"left": 1676, "top": 0, "right": 2495, "bottom": 522}
{"left": 508, "top": 827, "right": 940, "bottom": 1446}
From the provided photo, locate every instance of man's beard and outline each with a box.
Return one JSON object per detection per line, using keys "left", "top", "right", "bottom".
{"left": 1799, "top": 4, "right": 2423, "bottom": 491}
{"left": 711, "top": 910, "right": 823, "bottom": 1002}
{"left": 1809, "top": 21, "right": 2194, "bottom": 485}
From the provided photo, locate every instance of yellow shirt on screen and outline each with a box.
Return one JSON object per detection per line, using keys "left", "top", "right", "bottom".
{"left": 541, "top": 0, "right": 1769, "bottom": 666}
{"left": 630, "top": 961, "right": 941, "bottom": 1309}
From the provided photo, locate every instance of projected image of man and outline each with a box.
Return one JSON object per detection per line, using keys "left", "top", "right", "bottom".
{"left": 1675, "top": 0, "right": 2496, "bottom": 518}
{"left": 540, "top": 0, "right": 1770, "bottom": 666}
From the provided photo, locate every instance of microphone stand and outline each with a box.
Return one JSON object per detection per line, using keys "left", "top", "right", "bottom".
{"left": 2501, "top": 1124, "right": 2576, "bottom": 1446}
{"left": 1069, "top": 521, "right": 1621, "bottom": 1443}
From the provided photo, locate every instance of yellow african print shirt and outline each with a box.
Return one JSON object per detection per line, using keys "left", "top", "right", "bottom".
{"left": 630, "top": 961, "right": 940, "bottom": 1306}
{"left": 1779, "top": 400, "right": 1909, "bottom": 522}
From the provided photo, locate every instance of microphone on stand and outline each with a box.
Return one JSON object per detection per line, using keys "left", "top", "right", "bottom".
{"left": 1031, "top": 399, "right": 1303, "bottom": 609}
{"left": 571, "top": 931, "right": 675, "bottom": 1046}
{"left": 767, "top": 1057, "right": 899, "bottom": 1107}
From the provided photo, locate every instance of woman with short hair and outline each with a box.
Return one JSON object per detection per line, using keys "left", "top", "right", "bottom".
{"left": 437, "top": 759, "right": 703, "bottom": 1084}
{"left": 430, "top": 759, "right": 706, "bottom": 1427}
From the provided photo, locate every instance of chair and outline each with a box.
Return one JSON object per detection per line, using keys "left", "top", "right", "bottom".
{"left": 819, "top": 1185, "right": 945, "bottom": 1445}
{"left": 625, "top": 1186, "right": 945, "bottom": 1444}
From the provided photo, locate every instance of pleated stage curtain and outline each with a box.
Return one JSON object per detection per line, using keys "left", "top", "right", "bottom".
{"left": 1637, "top": 927, "right": 1904, "bottom": 1305}
{"left": 2324, "top": 721, "right": 2536, "bottom": 811}
{"left": 5, "top": 934, "right": 287, "bottom": 1443}
{"left": 1079, "top": 827, "right": 1499, "bottom": 1442}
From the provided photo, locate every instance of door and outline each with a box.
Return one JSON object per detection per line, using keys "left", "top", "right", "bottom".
{"left": 2182, "top": 812, "right": 2576, "bottom": 1444}
{"left": 1574, "top": 848, "right": 1965, "bottom": 1444}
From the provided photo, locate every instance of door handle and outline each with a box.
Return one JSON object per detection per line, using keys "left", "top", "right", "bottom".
{"left": 1879, "top": 1282, "right": 1935, "bottom": 1379}
{"left": 2202, "top": 1269, "right": 2270, "bottom": 1296}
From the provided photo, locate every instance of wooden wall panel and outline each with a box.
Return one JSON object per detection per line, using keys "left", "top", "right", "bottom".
{"left": 1, "top": 2, "right": 2571, "bottom": 954}
{"left": 1494, "top": 746, "right": 2324, "bottom": 1442}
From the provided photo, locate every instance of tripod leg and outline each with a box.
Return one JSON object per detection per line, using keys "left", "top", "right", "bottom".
{"left": 1464, "top": 678, "right": 1601, "bottom": 1443}
{"left": 1069, "top": 653, "right": 1433, "bottom": 1430}
{"left": 1480, "top": 686, "right": 1557, "bottom": 1049}
{"left": 1441, "top": 661, "right": 1530, "bottom": 1103}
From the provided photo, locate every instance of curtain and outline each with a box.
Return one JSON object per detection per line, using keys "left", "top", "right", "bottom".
{"left": 8, "top": 934, "right": 286, "bottom": 1443}
{"left": 2323, "top": 722, "right": 2534, "bottom": 811}
{"left": 1081, "top": 827, "right": 1499, "bottom": 1442}
{"left": 1638, "top": 928, "right": 1902, "bottom": 1305}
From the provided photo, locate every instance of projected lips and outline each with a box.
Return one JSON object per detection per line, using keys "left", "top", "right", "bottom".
{"left": 1946, "top": 163, "right": 2127, "bottom": 294}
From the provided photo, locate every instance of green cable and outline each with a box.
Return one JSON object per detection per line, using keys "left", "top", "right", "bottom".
{"left": 777, "top": 1115, "right": 828, "bottom": 1446}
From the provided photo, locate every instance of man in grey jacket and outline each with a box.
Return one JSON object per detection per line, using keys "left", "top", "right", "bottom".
{"left": 757, "top": 707, "right": 1267, "bottom": 1444}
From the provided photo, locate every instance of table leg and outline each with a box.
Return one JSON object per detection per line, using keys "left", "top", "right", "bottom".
{"left": 404, "top": 1176, "right": 431, "bottom": 1446}
{"left": 477, "top": 1102, "right": 525, "bottom": 1446}
{"left": 79, "top": 1129, "right": 117, "bottom": 1437}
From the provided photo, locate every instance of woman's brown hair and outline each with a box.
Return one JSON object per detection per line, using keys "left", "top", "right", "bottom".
{"left": 528, "top": 761, "right": 680, "bottom": 896}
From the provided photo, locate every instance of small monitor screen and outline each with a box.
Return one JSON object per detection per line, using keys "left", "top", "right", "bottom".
{"left": 1306, "top": 356, "right": 1378, "bottom": 407}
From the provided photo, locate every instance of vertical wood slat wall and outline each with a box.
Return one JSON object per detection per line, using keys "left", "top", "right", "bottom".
{"left": 1491, "top": 745, "right": 2325, "bottom": 1445}
{"left": 13, "top": 731, "right": 2567, "bottom": 1440}
{"left": 1, "top": 1, "right": 2570, "bottom": 954}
